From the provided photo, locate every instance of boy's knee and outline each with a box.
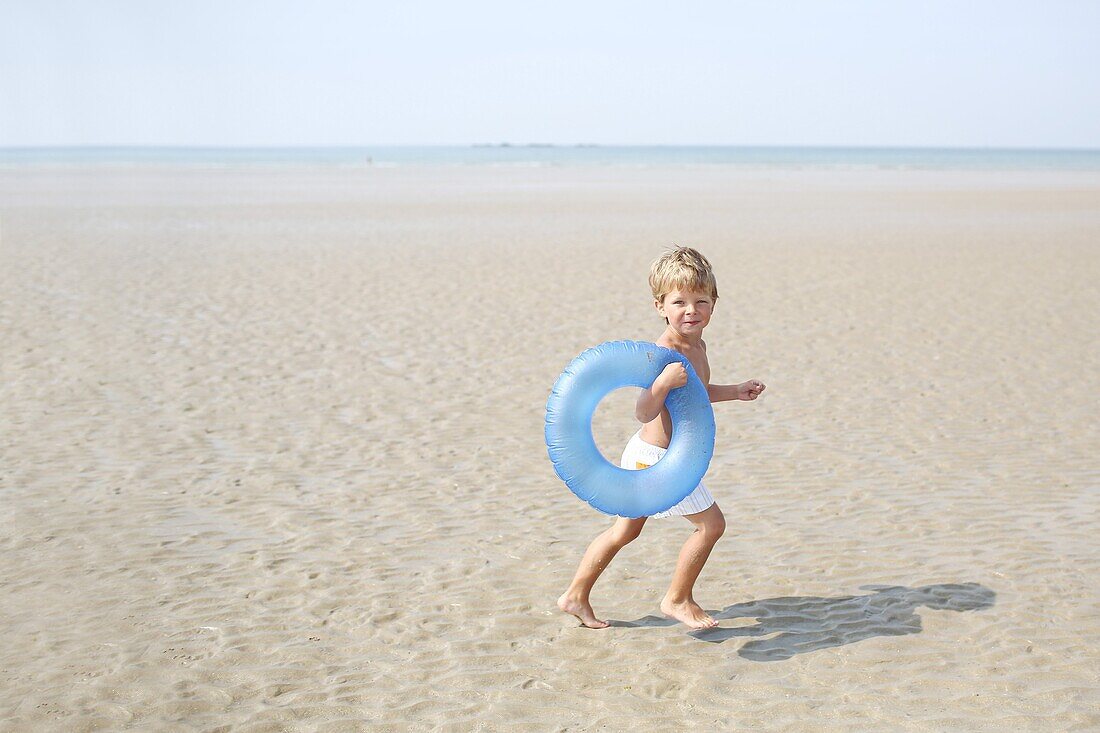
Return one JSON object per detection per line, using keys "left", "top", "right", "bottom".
{"left": 610, "top": 523, "right": 643, "bottom": 546}
{"left": 703, "top": 510, "right": 726, "bottom": 540}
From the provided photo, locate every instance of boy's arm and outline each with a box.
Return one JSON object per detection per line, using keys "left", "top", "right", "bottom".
{"left": 636, "top": 363, "right": 687, "bottom": 422}
{"left": 708, "top": 380, "right": 766, "bottom": 403}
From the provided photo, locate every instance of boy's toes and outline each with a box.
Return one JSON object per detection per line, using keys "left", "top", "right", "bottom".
{"left": 661, "top": 599, "right": 719, "bottom": 629}
{"left": 685, "top": 614, "right": 717, "bottom": 630}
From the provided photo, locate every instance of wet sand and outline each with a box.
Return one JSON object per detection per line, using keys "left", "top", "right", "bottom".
{"left": 2, "top": 164, "right": 1099, "bottom": 730}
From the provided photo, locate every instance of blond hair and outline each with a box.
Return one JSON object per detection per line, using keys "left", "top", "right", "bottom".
{"left": 648, "top": 246, "right": 719, "bottom": 303}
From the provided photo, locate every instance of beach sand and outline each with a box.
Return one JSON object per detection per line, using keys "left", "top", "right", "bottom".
{"left": 2, "top": 164, "right": 1098, "bottom": 731}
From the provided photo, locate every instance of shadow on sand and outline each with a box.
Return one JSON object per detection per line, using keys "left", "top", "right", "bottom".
{"left": 612, "top": 582, "right": 995, "bottom": 661}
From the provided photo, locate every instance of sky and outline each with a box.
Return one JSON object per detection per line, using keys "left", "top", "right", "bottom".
{"left": 2, "top": 0, "right": 1099, "bottom": 148}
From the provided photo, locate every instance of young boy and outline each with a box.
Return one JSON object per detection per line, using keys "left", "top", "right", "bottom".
{"left": 557, "top": 246, "right": 765, "bottom": 630}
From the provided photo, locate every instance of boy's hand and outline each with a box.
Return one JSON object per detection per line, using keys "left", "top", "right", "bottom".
{"left": 737, "top": 380, "right": 766, "bottom": 400}
{"left": 657, "top": 362, "right": 688, "bottom": 391}
{"left": 637, "top": 362, "right": 689, "bottom": 423}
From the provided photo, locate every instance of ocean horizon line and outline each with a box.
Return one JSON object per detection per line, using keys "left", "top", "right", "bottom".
{"left": 3, "top": 144, "right": 1099, "bottom": 170}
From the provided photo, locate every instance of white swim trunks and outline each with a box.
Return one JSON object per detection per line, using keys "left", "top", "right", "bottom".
{"left": 619, "top": 430, "right": 715, "bottom": 518}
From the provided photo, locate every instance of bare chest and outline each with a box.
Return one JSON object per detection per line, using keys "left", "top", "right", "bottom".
{"left": 688, "top": 352, "right": 710, "bottom": 388}
{"left": 659, "top": 339, "right": 710, "bottom": 387}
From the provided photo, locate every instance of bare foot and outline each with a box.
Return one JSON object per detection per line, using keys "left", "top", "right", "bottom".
{"left": 557, "top": 592, "right": 609, "bottom": 629}
{"left": 661, "top": 596, "right": 718, "bottom": 629}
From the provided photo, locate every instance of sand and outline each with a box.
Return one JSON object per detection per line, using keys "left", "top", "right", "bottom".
{"left": 1, "top": 163, "right": 1098, "bottom": 731}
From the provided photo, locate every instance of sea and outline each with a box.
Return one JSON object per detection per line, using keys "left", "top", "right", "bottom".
{"left": 2, "top": 145, "right": 1099, "bottom": 170}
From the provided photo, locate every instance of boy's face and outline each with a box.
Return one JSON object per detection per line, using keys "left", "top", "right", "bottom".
{"left": 656, "top": 288, "right": 714, "bottom": 336}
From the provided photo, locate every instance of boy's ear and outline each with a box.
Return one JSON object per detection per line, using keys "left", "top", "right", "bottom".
{"left": 654, "top": 298, "right": 669, "bottom": 324}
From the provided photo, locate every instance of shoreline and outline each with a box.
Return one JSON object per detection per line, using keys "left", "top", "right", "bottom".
{"left": 4, "top": 165, "right": 1100, "bottom": 212}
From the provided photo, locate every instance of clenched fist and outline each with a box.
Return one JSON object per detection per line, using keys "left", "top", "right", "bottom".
{"left": 658, "top": 362, "right": 689, "bottom": 390}
{"left": 737, "top": 380, "right": 766, "bottom": 400}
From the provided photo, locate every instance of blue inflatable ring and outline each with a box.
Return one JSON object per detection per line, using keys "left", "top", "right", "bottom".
{"left": 545, "top": 340, "right": 715, "bottom": 518}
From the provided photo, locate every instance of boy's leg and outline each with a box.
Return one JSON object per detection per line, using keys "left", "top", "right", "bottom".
{"left": 661, "top": 503, "right": 725, "bottom": 629}
{"left": 558, "top": 516, "right": 648, "bottom": 628}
